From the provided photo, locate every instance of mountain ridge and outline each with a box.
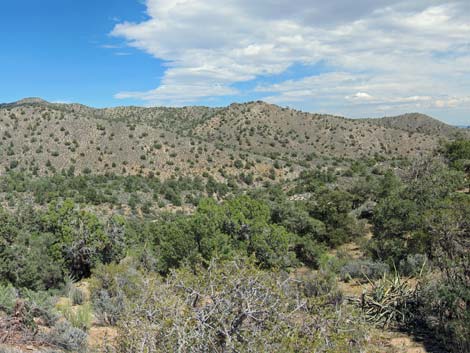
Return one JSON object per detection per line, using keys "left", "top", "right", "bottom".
{"left": 0, "top": 98, "right": 464, "bottom": 183}
{"left": 2, "top": 97, "right": 457, "bottom": 126}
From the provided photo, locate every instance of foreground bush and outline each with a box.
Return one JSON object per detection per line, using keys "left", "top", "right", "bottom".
{"left": 417, "top": 277, "right": 470, "bottom": 353}
{"left": 115, "top": 258, "right": 370, "bottom": 353}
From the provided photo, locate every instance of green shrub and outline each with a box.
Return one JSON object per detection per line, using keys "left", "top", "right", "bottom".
{"left": 301, "top": 269, "right": 341, "bottom": 300}
{"left": 90, "top": 262, "right": 144, "bottom": 325}
{"left": 22, "top": 288, "right": 60, "bottom": 326}
{"left": 67, "top": 284, "right": 85, "bottom": 305}
{"left": 340, "top": 259, "right": 389, "bottom": 282}
{"left": 249, "top": 225, "right": 296, "bottom": 269}
{"left": 398, "top": 254, "right": 428, "bottom": 277}
{"left": 92, "top": 289, "right": 125, "bottom": 326}
{"left": 0, "top": 284, "right": 17, "bottom": 314}
{"left": 44, "top": 321, "right": 88, "bottom": 352}
{"left": 293, "top": 237, "right": 325, "bottom": 268}
{"left": 444, "top": 138, "right": 470, "bottom": 170}
{"left": 417, "top": 277, "right": 470, "bottom": 352}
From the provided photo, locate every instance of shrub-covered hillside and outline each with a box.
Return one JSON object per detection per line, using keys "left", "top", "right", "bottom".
{"left": 1, "top": 99, "right": 458, "bottom": 183}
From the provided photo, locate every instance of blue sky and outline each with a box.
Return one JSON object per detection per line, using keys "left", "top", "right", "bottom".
{"left": 0, "top": 0, "right": 158, "bottom": 107}
{"left": 1, "top": 0, "right": 470, "bottom": 125}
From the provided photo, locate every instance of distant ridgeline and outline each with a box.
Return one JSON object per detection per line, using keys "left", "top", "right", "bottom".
{"left": 0, "top": 97, "right": 468, "bottom": 180}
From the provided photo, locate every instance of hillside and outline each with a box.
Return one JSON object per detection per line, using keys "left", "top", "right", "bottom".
{"left": 0, "top": 99, "right": 453, "bottom": 183}
{"left": 362, "top": 113, "right": 469, "bottom": 138}
{"left": 192, "top": 102, "right": 439, "bottom": 160}
{"left": 0, "top": 99, "right": 294, "bottom": 184}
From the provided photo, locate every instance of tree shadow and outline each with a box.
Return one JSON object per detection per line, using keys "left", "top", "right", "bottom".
{"left": 397, "top": 324, "right": 451, "bottom": 353}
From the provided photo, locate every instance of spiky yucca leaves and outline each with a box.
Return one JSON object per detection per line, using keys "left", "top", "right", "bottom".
{"left": 360, "top": 271, "right": 418, "bottom": 328}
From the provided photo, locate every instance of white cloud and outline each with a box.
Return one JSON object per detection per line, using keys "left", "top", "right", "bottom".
{"left": 111, "top": 0, "right": 470, "bottom": 122}
{"left": 434, "top": 96, "right": 470, "bottom": 108}
{"left": 347, "top": 92, "right": 375, "bottom": 101}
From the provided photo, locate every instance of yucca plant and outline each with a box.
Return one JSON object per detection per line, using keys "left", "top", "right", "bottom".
{"left": 361, "top": 274, "right": 412, "bottom": 327}
{"left": 360, "top": 266, "right": 422, "bottom": 328}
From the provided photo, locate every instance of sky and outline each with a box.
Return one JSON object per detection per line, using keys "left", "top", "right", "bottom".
{"left": 1, "top": 0, "right": 470, "bottom": 125}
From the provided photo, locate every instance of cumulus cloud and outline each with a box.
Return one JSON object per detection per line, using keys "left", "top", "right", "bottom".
{"left": 111, "top": 0, "right": 470, "bottom": 121}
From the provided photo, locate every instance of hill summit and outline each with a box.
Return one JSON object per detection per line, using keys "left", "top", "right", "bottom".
{"left": 13, "top": 97, "right": 50, "bottom": 105}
